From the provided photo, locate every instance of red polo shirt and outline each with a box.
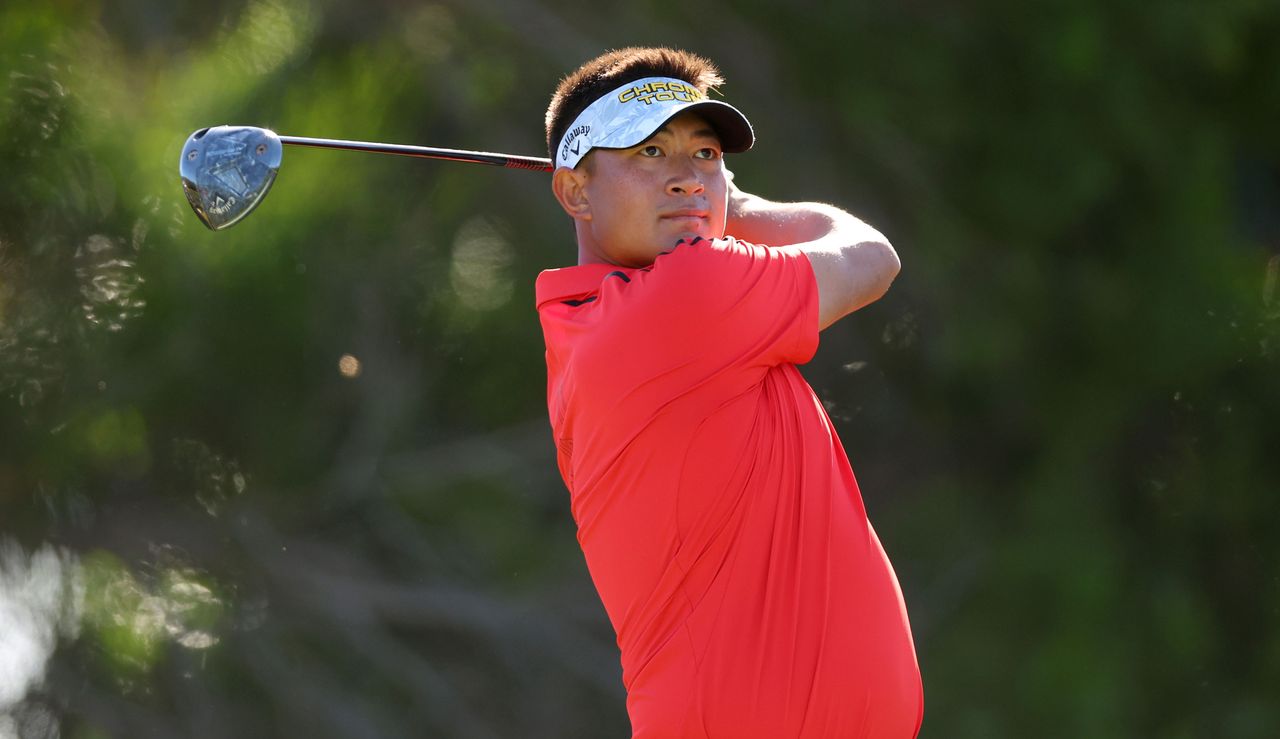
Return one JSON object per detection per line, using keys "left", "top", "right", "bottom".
{"left": 536, "top": 237, "right": 922, "bottom": 738}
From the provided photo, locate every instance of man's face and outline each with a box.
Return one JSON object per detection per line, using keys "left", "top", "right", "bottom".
{"left": 572, "top": 111, "right": 728, "bottom": 267}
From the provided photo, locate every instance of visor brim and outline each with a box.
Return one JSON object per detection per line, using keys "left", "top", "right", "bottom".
{"left": 596, "top": 99, "right": 752, "bottom": 154}
{"left": 676, "top": 100, "right": 755, "bottom": 154}
{"left": 605, "top": 100, "right": 754, "bottom": 155}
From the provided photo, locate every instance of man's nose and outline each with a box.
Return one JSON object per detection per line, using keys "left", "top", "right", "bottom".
{"left": 666, "top": 160, "right": 705, "bottom": 196}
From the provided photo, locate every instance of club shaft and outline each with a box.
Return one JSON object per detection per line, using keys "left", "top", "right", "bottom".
{"left": 278, "top": 135, "right": 553, "bottom": 172}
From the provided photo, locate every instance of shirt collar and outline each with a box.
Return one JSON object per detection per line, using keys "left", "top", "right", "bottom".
{"left": 535, "top": 262, "right": 633, "bottom": 311}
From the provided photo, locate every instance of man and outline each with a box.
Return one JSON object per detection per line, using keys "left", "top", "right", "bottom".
{"left": 536, "top": 48, "right": 922, "bottom": 738}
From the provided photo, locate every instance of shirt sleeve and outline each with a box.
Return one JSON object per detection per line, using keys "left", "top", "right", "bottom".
{"left": 622, "top": 237, "right": 820, "bottom": 368}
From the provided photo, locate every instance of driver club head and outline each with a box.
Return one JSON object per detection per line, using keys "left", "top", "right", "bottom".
{"left": 180, "top": 126, "right": 283, "bottom": 231}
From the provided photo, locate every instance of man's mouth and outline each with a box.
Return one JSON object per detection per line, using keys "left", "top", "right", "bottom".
{"left": 661, "top": 209, "right": 709, "bottom": 222}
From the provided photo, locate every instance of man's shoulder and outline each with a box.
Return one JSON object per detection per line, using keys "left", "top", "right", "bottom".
{"left": 536, "top": 237, "right": 796, "bottom": 326}
{"left": 535, "top": 263, "right": 622, "bottom": 312}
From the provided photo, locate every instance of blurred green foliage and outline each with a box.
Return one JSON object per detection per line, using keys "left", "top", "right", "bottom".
{"left": 1, "top": 0, "right": 1278, "bottom": 737}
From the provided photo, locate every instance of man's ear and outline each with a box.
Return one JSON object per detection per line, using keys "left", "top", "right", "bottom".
{"left": 552, "top": 166, "right": 591, "bottom": 221}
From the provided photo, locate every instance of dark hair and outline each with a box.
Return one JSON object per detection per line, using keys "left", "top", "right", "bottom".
{"left": 544, "top": 47, "right": 725, "bottom": 159}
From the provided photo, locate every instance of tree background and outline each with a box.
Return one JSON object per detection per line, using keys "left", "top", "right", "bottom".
{"left": 2, "top": 1, "right": 1278, "bottom": 737}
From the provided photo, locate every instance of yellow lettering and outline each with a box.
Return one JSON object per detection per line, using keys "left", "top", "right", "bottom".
{"left": 617, "top": 81, "right": 706, "bottom": 105}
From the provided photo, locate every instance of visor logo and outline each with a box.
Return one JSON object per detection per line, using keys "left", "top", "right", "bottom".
{"left": 617, "top": 80, "right": 702, "bottom": 106}
{"left": 560, "top": 124, "right": 591, "bottom": 161}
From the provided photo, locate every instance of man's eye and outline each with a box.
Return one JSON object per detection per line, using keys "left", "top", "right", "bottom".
{"left": 694, "top": 148, "right": 721, "bottom": 160}
{"left": 639, "top": 145, "right": 662, "bottom": 157}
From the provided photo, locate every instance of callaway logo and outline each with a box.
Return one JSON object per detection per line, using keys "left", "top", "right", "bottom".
{"left": 207, "top": 194, "right": 237, "bottom": 215}
{"left": 561, "top": 124, "right": 590, "bottom": 160}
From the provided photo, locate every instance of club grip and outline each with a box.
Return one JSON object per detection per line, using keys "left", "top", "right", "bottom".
{"left": 505, "top": 156, "right": 554, "bottom": 172}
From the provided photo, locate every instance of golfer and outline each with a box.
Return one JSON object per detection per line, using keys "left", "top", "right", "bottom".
{"left": 536, "top": 48, "right": 922, "bottom": 738}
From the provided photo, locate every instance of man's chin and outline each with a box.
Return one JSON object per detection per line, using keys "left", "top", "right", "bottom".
{"left": 670, "top": 228, "right": 713, "bottom": 245}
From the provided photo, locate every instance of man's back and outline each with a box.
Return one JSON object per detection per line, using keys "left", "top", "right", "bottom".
{"left": 537, "top": 238, "right": 922, "bottom": 738}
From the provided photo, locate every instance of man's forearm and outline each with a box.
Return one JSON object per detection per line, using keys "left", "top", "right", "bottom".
{"left": 726, "top": 189, "right": 878, "bottom": 252}
{"left": 725, "top": 184, "right": 900, "bottom": 329}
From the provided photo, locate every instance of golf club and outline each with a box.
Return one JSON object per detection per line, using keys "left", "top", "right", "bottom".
{"left": 179, "top": 125, "right": 553, "bottom": 231}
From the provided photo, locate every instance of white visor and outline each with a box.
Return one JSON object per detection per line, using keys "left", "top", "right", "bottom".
{"left": 555, "top": 76, "right": 754, "bottom": 170}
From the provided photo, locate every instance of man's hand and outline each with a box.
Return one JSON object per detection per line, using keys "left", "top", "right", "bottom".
{"left": 723, "top": 175, "right": 900, "bottom": 331}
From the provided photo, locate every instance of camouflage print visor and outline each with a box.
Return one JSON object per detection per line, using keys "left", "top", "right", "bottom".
{"left": 555, "top": 76, "right": 754, "bottom": 170}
